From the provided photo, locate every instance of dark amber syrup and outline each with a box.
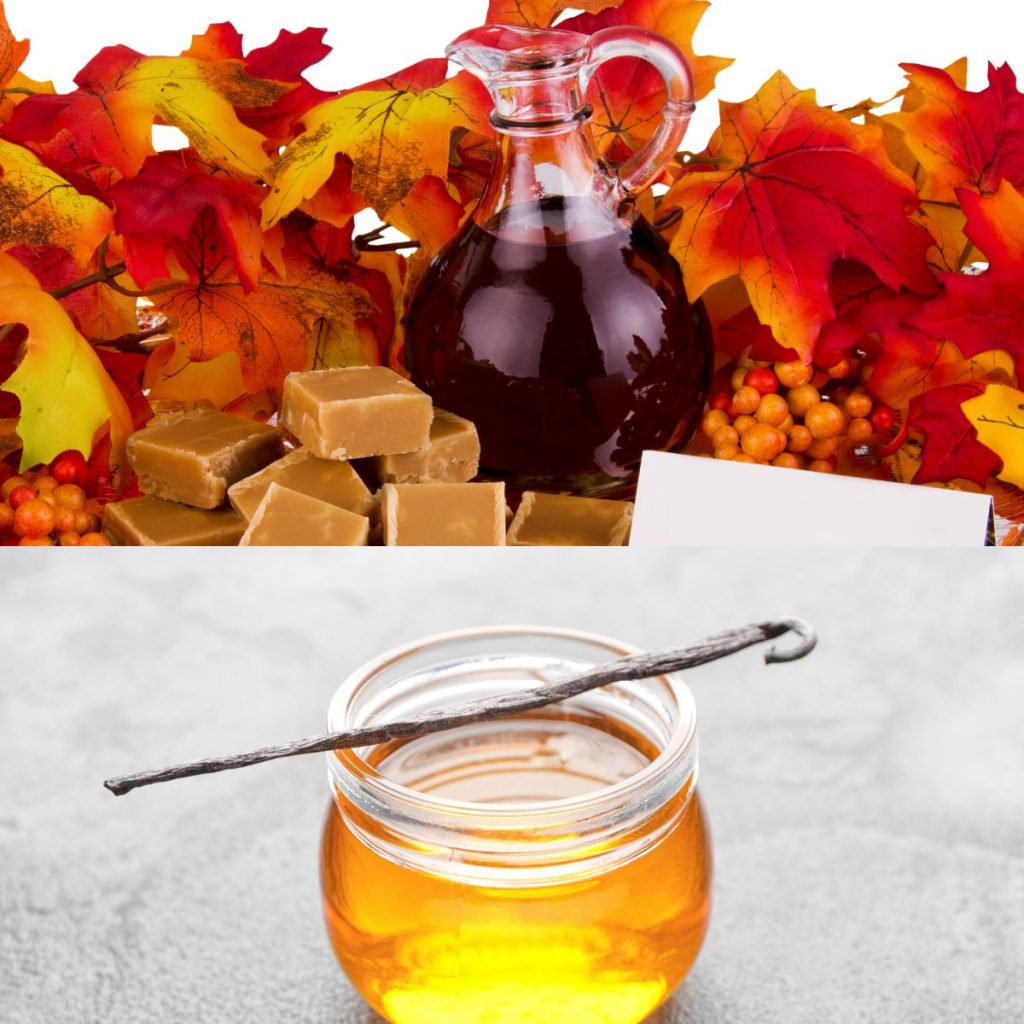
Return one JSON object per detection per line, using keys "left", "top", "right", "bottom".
{"left": 405, "top": 196, "right": 713, "bottom": 498}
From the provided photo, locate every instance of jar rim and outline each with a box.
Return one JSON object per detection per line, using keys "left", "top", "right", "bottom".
{"left": 326, "top": 625, "right": 698, "bottom": 826}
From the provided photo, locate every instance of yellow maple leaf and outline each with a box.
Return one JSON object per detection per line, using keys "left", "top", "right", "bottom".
{"left": 0, "top": 282, "right": 132, "bottom": 474}
{"left": 49, "top": 51, "right": 291, "bottom": 181}
{"left": 961, "top": 384, "right": 1024, "bottom": 490}
{"left": 0, "top": 138, "right": 113, "bottom": 262}
{"left": 263, "top": 72, "right": 489, "bottom": 225}
{"left": 118, "top": 56, "right": 289, "bottom": 180}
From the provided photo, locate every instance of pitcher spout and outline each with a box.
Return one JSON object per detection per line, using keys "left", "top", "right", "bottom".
{"left": 446, "top": 24, "right": 591, "bottom": 77}
{"left": 447, "top": 24, "right": 592, "bottom": 131}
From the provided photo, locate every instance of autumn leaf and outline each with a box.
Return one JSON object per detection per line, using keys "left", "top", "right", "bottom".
{"left": 143, "top": 337, "right": 247, "bottom": 410}
{"left": 384, "top": 175, "right": 465, "bottom": 322}
{"left": 358, "top": 248, "right": 407, "bottom": 370}
{"left": 486, "top": 0, "right": 618, "bottom": 27}
{"left": 0, "top": 0, "right": 28, "bottom": 90}
{"left": 183, "top": 23, "right": 244, "bottom": 62}
{"left": 385, "top": 175, "right": 464, "bottom": 258}
{"left": 106, "top": 151, "right": 265, "bottom": 291}
{"left": 3, "top": 46, "right": 292, "bottom": 181}
{"left": 907, "top": 383, "right": 1001, "bottom": 487}
{"left": 892, "top": 63, "right": 1024, "bottom": 204}
{"left": 562, "top": 0, "right": 732, "bottom": 157}
{"left": 816, "top": 265, "right": 1014, "bottom": 412}
{"left": 6, "top": 241, "right": 139, "bottom": 341}
{"left": 0, "top": 137, "right": 113, "bottom": 262}
{"left": 236, "top": 28, "right": 335, "bottom": 150}
{"left": 447, "top": 128, "right": 493, "bottom": 207}
{"left": 888, "top": 63, "right": 1024, "bottom": 268}
{"left": 263, "top": 59, "right": 490, "bottom": 224}
{"left": 661, "top": 71, "right": 935, "bottom": 363}
{"left": 911, "top": 183, "right": 1024, "bottom": 380}
{"left": 0, "top": 248, "right": 35, "bottom": 285}
{"left": 0, "top": 282, "right": 132, "bottom": 474}
{"left": 151, "top": 212, "right": 379, "bottom": 391}
{"left": 961, "top": 384, "right": 1024, "bottom": 489}
{"left": 298, "top": 155, "right": 364, "bottom": 229}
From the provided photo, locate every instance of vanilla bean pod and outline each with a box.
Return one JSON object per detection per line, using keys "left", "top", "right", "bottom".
{"left": 104, "top": 616, "right": 817, "bottom": 797}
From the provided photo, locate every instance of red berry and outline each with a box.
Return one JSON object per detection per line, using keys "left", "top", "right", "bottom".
{"left": 8, "top": 485, "right": 37, "bottom": 510}
{"left": 709, "top": 392, "right": 732, "bottom": 413}
{"left": 51, "top": 450, "right": 90, "bottom": 485}
{"left": 870, "top": 406, "right": 895, "bottom": 434}
{"left": 743, "top": 367, "right": 780, "bottom": 396}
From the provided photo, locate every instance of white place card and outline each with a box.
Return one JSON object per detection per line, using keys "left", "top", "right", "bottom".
{"left": 630, "top": 451, "right": 994, "bottom": 547}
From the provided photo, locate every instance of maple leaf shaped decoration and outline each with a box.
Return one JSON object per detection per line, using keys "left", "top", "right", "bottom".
{"left": 662, "top": 71, "right": 935, "bottom": 363}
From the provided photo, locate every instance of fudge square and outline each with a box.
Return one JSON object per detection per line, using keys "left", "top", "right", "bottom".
{"left": 372, "top": 409, "right": 480, "bottom": 485}
{"left": 507, "top": 492, "right": 634, "bottom": 547}
{"left": 126, "top": 410, "right": 283, "bottom": 510}
{"left": 380, "top": 483, "right": 506, "bottom": 546}
{"left": 104, "top": 497, "right": 246, "bottom": 547}
{"left": 228, "top": 449, "right": 375, "bottom": 523}
{"left": 281, "top": 366, "right": 433, "bottom": 461}
{"left": 238, "top": 484, "right": 370, "bottom": 547}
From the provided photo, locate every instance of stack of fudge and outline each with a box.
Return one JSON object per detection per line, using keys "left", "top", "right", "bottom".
{"left": 103, "top": 367, "right": 633, "bottom": 547}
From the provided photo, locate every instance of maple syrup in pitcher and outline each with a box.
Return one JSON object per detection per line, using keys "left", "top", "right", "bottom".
{"left": 406, "top": 24, "right": 713, "bottom": 497}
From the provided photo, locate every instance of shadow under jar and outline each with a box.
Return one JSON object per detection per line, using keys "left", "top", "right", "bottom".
{"left": 321, "top": 627, "right": 712, "bottom": 1024}
{"left": 404, "top": 25, "right": 714, "bottom": 499}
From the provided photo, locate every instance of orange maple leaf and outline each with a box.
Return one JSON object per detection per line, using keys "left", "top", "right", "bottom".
{"left": 661, "top": 72, "right": 935, "bottom": 363}
{"left": 385, "top": 175, "right": 465, "bottom": 259}
{"left": 152, "top": 213, "right": 380, "bottom": 392}
{"left": 0, "top": 0, "right": 28, "bottom": 90}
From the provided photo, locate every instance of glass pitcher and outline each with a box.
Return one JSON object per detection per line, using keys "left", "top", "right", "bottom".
{"left": 405, "top": 24, "right": 713, "bottom": 498}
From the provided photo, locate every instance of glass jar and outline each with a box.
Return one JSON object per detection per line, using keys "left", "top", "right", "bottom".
{"left": 321, "top": 627, "right": 712, "bottom": 1024}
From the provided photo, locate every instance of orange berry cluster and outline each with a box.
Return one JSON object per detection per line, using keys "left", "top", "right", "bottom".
{"left": 701, "top": 360, "right": 895, "bottom": 474}
{"left": 0, "top": 451, "right": 109, "bottom": 547}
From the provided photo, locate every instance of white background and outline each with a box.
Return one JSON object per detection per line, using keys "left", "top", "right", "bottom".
{"left": 7, "top": 0, "right": 1024, "bottom": 149}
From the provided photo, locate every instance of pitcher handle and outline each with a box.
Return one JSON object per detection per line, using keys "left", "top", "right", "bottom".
{"left": 581, "top": 27, "right": 696, "bottom": 199}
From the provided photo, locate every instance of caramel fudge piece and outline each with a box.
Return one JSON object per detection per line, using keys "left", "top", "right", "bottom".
{"left": 281, "top": 367, "right": 432, "bottom": 460}
{"left": 104, "top": 496, "right": 245, "bottom": 546}
{"left": 127, "top": 410, "right": 283, "bottom": 510}
{"left": 228, "top": 449, "right": 374, "bottom": 523}
{"left": 372, "top": 409, "right": 480, "bottom": 485}
{"left": 239, "top": 484, "right": 369, "bottom": 547}
{"left": 381, "top": 483, "right": 506, "bottom": 546}
{"left": 507, "top": 492, "right": 633, "bottom": 547}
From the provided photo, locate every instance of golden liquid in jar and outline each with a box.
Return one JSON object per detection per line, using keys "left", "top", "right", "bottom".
{"left": 321, "top": 710, "right": 712, "bottom": 1024}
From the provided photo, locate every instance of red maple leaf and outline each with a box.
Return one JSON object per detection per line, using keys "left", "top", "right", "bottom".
{"left": 908, "top": 383, "right": 1002, "bottom": 486}
{"left": 663, "top": 72, "right": 936, "bottom": 362}
{"left": 105, "top": 152, "right": 265, "bottom": 291}
{"left": 911, "top": 183, "right": 1024, "bottom": 380}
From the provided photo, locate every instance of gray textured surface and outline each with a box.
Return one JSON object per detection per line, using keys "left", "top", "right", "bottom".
{"left": 1, "top": 551, "right": 1022, "bottom": 1024}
